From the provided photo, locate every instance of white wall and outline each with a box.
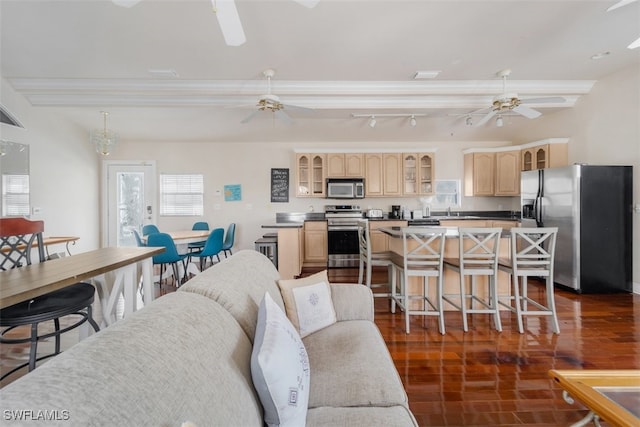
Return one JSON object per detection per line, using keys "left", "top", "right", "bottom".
{"left": 0, "top": 78, "right": 100, "bottom": 254}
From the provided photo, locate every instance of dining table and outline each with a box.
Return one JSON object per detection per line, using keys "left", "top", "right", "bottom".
{"left": 0, "top": 246, "right": 164, "bottom": 327}
{"left": 142, "top": 229, "right": 210, "bottom": 245}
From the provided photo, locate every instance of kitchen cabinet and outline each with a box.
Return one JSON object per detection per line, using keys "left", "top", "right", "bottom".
{"left": 490, "top": 220, "right": 519, "bottom": 230}
{"left": 402, "top": 152, "right": 435, "bottom": 196}
{"left": 520, "top": 139, "right": 568, "bottom": 171}
{"left": 303, "top": 220, "right": 327, "bottom": 267}
{"left": 369, "top": 220, "right": 407, "bottom": 253}
{"left": 296, "top": 153, "right": 325, "bottom": 197}
{"left": 326, "top": 153, "right": 365, "bottom": 177}
{"left": 365, "top": 153, "right": 384, "bottom": 196}
{"left": 276, "top": 227, "right": 303, "bottom": 280}
{"left": 383, "top": 153, "right": 403, "bottom": 196}
{"left": 495, "top": 150, "right": 521, "bottom": 196}
{"left": 439, "top": 219, "right": 489, "bottom": 228}
{"left": 464, "top": 152, "right": 494, "bottom": 196}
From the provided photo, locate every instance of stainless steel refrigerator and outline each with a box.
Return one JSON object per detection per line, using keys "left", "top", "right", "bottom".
{"left": 521, "top": 165, "right": 632, "bottom": 293}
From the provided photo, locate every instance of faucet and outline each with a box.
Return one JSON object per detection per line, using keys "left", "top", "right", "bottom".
{"left": 446, "top": 206, "right": 451, "bottom": 216}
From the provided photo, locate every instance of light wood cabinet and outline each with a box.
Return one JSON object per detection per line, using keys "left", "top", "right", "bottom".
{"left": 369, "top": 221, "right": 407, "bottom": 253}
{"left": 326, "top": 153, "right": 365, "bottom": 177}
{"left": 277, "top": 227, "right": 303, "bottom": 280}
{"left": 490, "top": 220, "right": 519, "bottom": 230}
{"left": 402, "top": 152, "right": 435, "bottom": 196}
{"left": 383, "top": 153, "right": 402, "bottom": 196}
{"left": 365, "top": 153, "right": 384, "bottom": 196}
{"left": 296, "top": 153, "right": 325, "bottom": 197}
{"left": 439, "top": 219, "right": 490, "bottom": 228}
{"left": 495, "top": 150, "right": 521, "bottom": 196}
{"left": 464, "top": 152, "right": 494, "bottom": 196}
{"left": 521, "top": 139, "right": 568, "bottom": 171}
{"left": 303, "top": 221, "right": 327, "bottom": 266}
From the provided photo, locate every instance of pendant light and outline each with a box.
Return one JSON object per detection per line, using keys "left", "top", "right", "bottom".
{"left": 91, "top": 111, "right": 118, "bottom": 156}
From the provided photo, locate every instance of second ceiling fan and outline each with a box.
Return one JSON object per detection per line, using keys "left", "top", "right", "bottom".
{"left": 474, "top": 69, "right": 565, "bottom": 127}
{"left": 113, "top": 0, "right": 320, "bottom": 46}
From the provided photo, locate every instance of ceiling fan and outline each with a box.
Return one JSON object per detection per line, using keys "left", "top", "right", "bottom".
{"left": 474, "top": 69, "right": 565, "bottom": 127}
{"left": 607, "top": 0, "right": 640, "bottom": 49}
{"left": 112, "top": 0, "right": 320, "bottom": 46}
{"left": 234, "top": 69, "right": 314, "bottom": 124}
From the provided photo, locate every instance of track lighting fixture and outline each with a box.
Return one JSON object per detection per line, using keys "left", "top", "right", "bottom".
{"left": 496, "top": 115, "right": 504, "bottom": 127}
{"left": 352, "top": 113, "right": 426, "bottom": 128}
{"left": 465, "top": 115, "right": 473, "bottom": 126}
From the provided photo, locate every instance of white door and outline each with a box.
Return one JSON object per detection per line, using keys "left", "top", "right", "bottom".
{"left": 103, "top": 161, "right": 156, "bottom": 247}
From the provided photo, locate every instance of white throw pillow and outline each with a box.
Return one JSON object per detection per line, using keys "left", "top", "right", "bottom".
{"left": 278, "top": 270, "right": 337, "bottom": 338}
{"left": 251, "top": 293, "right": 310, "bottom": 427}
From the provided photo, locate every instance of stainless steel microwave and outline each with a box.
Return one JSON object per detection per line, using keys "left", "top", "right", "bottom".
{"left": 326, "top": 178, "right": 365, "bottom": 199}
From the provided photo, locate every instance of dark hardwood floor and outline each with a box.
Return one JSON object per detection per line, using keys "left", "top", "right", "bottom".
{"left": 2, "top": 265, "right": 638, "bottom": 427}
{"left": 322, "top": 266, "right": 640, "bottom": 427}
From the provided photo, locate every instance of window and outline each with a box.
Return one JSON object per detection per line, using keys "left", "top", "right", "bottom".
{"left": 160, "top": 174, "right": 204, "bottom": 216}
{"left": 2, "top": 174, "right": 30, "bottom": 216}
{"left": 432, "top": 180, "right": 461, "bottom": 208}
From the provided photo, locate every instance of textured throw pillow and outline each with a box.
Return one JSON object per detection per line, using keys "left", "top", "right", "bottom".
{"left": 251, "top": 293, "right": 310, "bottom": 427}
{"left": 278, "top": 270, "right": 337, "bottom": 338}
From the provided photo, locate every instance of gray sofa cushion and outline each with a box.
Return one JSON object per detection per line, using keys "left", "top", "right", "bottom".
{"left": 0, "top": 292, "right": 263, "bottom": 427}
{"left": 303, "top": 320, "right": 408, "bottom": 409}
{"left": 307, "top": 406, "right": 418, "bottom": 427}
{"left": 179, "top": 250, "right": 284, "bottom": 343}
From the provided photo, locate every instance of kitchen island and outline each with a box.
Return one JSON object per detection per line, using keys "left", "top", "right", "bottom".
{"left": 261, "top": 223, "right": 304, "bottom": 279}
{"left": 378, "top": 226, "right": 512, "bottom": 314}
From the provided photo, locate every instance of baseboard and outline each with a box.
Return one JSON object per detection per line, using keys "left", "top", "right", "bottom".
{"left": 634, "top": 281, "right": 640, "bottom": 295}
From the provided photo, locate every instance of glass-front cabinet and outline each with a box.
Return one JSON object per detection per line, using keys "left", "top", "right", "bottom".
{"left": 296, "top": 153, "right": 325, "bottom": 197}
{"left": 402, "top": 152, "right": 435, "bottom": 196}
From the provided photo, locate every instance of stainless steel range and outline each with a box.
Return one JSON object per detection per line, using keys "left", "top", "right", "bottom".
{"left": 325, "top": 204, "right": 363, "bottom": 268}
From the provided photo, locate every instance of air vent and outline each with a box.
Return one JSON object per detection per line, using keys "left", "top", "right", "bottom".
{"left": 0, "top": 105, "right": 24, "bottom": 128}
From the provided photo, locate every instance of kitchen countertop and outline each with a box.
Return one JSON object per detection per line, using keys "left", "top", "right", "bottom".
{"left": 379, "top": 226, "right": 511, "bottom": 239}
{"left": 261, "top": 223, "right": 304, "bottom": 229}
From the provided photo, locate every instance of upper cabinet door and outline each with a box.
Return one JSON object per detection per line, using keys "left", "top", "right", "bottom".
{"left": 296, "top": 153, "right": 325, "bottom": 197}
{"left": 418, "top": 153, "right": 435, "bottom": 195}
{"left": 495, "top": 150, "right": 520, "bottom": 196}
{"left": 365, "top": 153, "right": 384, "bottom": 196}
{"left": 345, "top": 153, "right": 365, "bottom": 177}
{"left": 402, "top": 153, "right": 418, "bottom": 196}
{"left": 327, "top": 153, "right": 346, "bottom": 177}
{"left": 383, "top": 153, "right": 402, "bottom": 196}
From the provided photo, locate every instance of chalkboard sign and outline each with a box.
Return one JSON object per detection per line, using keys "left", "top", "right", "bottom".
{"left": 270, "top": 168, "right": 289, "bottom": 203}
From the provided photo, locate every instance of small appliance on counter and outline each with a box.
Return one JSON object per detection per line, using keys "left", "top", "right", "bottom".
{"left": 390, "top": 205, "right": 402, "bottom": 219}
{"left": 412, "top": 209, "right": 423, "bottom": 219}
{"left": 367, "top": 209, "right": 383, "bottom": 218}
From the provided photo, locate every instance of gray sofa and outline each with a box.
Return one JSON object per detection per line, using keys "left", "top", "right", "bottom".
{"left": 0, "top": 250, "right": 417, "bottom": 426}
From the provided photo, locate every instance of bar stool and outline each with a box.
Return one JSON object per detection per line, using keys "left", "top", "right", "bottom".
{"left": 390, "top": 227, "right": 447, "bottom": 334}
{"left": 443, "top": 227, "right": 502, "bottom": 332}
{"left": 255, "top": 236, "right": 278, "bottom": 267}
{"left": 498, "top": 227, "right": 560, "bottom": 334}
{"left": 357, "top": 219, "right": 393, "bottom": 298}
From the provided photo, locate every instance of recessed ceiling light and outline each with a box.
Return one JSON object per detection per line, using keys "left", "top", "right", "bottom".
{"left": 413, "top": 71, "right": 441, "bottom": 79}
{"left": 148, "top": 69, "right": 179, "bottom": 78}
{"left": 590, "top": 51, "right": 611, "bottom": 60}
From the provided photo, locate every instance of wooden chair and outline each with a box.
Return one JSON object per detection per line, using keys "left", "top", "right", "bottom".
{"left": 357, "top": 219, "right": 393, "bottom": 298}
{"left": 443, "top": 227, "right": 503, "bottom": 332}
{"left": 0, "top": 217, "right": 99, "bottom": 380}
{"left": 498, "top": 227, "right": 560, "bottom": 334}
{"left": 390, "top": 227, "right": 447, "bottom": 334}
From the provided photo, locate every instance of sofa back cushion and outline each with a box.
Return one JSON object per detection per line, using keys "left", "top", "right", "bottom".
{"left": 179, "top": 250, "right": 284, "bottom": 343}
{"left": 0, "top": 292, "right": 263, "bottom": 427}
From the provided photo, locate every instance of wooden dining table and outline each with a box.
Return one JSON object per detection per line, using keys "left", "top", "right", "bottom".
{"left": 0, "top": 246, "right": 164, "bottom": 326}
{"left": 142, "top": 229, "right": 210, "bottom": 245}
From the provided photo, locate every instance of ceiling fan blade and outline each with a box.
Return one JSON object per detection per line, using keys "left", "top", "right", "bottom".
{"left": 112, "top": 0, "right": 142, "bottom": 7}
{"left": 212, "top": 0, "right": 246, "bottom": 46}
{"left": 512, "top": 105, "right": 542, "bottom": 119}
{"left": 292, "top": 0, "right": 321, "bottom": 8}
{"left": 275, "top": 109, "right": 294, "bottom": 125}
{"left": 240, "top": 110, "right": 260, "bottom": 124}
{"left": 520, "top": 96, "right": 566, "bottom": 104}
{"left": 607, "top": 0, "right": 638, "bottom": 12}
{"left": 475, "top": 110, "right": 497, "bottom": 127}
{"left": 282, "top": 103, "right": 314, "bottom": 113}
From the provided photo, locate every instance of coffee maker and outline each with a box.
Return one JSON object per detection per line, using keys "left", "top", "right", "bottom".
{"left": 390, "top": 205, "right": 401, "bottom": 219}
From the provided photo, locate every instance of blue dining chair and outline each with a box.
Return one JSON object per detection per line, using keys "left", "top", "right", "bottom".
{"left": 189, "top": 228, "right": 224, "bottom": 271}
{"left": 142, "top": 224, "right": 160, "bottom": 236}
{"left": 146, "top": 232, "right": 188, "bottom": 288}
{"left": 188, "top": 221, "right": 210, "bottom": 253}
{"left": 221, "top": 223, "right": 236, "bottom": 258}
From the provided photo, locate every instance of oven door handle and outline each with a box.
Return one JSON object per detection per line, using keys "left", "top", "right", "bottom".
{"left": 328, "top": 226, "right": 359, "bottom": 231}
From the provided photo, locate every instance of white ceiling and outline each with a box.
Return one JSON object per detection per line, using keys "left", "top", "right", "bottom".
{"left": 1, "top": 0, "right": 639, "bottom": 143}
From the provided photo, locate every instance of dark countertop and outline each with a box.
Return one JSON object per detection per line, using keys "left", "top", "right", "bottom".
{"left": 274, "top": 211, "right": 521, "bottom": 224}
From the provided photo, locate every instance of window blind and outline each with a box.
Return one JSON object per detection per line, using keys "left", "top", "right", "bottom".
{"left": 2, "top": 174, "right": 30, "bottom": 216}
{"left": 160, "top": 174, "right": 204, "bottom": 216}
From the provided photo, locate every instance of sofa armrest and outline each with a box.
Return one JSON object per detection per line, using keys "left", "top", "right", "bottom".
{"left": 330, "top": 283, "right": 374, "bottom": 322}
